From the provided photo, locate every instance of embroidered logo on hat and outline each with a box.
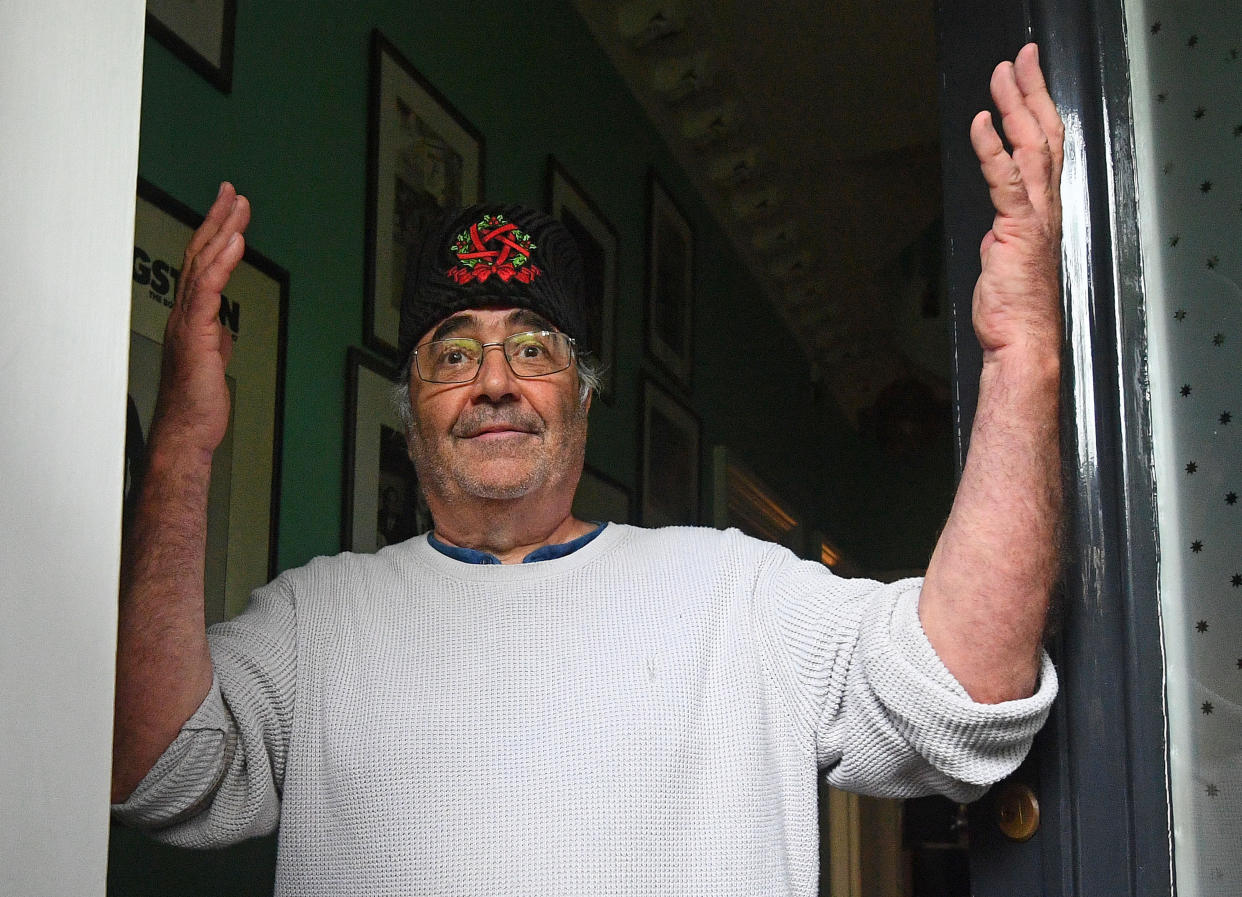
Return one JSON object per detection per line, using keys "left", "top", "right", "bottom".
{"left": 445, "top": 213, "right": 542, "bottom": 285}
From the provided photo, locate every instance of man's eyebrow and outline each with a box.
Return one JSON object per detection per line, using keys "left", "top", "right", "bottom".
{"left": 429, "top": 313, "right": 477, "bottom": 342}
{"left": 428, "top": 309, "right": 555, "bottom": 343}
{"left": 507, "top": 309, "right": 555, "bottom": 332}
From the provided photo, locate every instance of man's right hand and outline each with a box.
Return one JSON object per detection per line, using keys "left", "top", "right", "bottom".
{"left": 150, "top": 182, "right": 251, "bottom": 457}
{"left": 112, "top": 182, "right": 249, "bottom": 804}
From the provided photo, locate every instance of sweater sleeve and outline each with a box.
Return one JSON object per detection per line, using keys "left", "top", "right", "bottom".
{"left": 111, "top": 575, "right": 298, "bottom": 846}
{"left": 753, "top": 544, "right": 1056, "bottom": 802}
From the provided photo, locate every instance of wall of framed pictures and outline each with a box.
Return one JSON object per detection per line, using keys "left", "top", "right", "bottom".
{"left": 134, "top": 0, "right": 952, "bottom": 581}
{"left": 116, "top": 2, "right": 958, "bottom": 888}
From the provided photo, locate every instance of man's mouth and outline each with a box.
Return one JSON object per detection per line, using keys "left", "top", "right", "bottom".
{"left": 468, "top": 425, "right": 534, "bottom": 439}
{"left": 454, "top": 417, "right": 542, "bottom": 440}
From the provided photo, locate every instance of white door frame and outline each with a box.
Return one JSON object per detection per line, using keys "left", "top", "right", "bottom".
{"left": 0, "top": 3, "right": 145, "bottom": 894}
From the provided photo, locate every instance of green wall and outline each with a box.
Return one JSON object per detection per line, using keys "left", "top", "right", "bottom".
{"left": 111, "top": 2, "right": 952, "bottom": 893}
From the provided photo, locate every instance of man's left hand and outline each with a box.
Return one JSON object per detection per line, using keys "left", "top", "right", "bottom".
{"left": 918, "top": 43, "right": 1065, "bottom": 705}
{"left": 969, "top": 42, "right": 1065, "bottom": 358}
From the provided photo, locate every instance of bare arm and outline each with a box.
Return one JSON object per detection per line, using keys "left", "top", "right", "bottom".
{"left": 919, "top": 44, "right": 1065, "bottom": 704}
{"left": 112, "top": 183, "right": 252, "bottom": 802}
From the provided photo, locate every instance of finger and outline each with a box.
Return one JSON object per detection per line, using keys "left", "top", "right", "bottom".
{"left": 176, "top": 185, "right": 249, "bottom": 308}
{"left": 990, "top": 60, "right": 1053, "bottom": 202}
{"left": 1013, "top": 43, "right": 1065, "bottom": 185}
{"left": 970, "top": 109, "right": 1033, "bottom": 220}
{"left": 182, "top": 182, "right": 238, "bottom": 273}
{"left": 189, "top": 193, "right": 251, "bottom": 282}
{"left": 181, "top": 195, "right": 250, "bottom": 321}
{"left": 183, "top": 231, "right": 247, "bottom": 329}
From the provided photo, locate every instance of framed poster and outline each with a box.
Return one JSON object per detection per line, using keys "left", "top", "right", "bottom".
{"left": 366, "top": 29, "right": 485, "bottom": 360}
{"left": 639, "top": 377, "right": 701, "bottom": 526}
{"left": 128, "top": 178, "right": 288, "bottom": 624}
{"left": 546, "top": 157, "right": 619, "bottom": 402}
{"left": 807, "top": 529, "right": 858, "bottom": 576}
{"left": 146, "top": 0, "right": 237, "bottom": 93}
{"left": 645, "top": 172, "right": 695, "bottom": 388}
{"left": 710, "top": 445, "right": 802, "bottom": 554}
{"left": 572, "top": 465, "right": 632, "bottom": 524}
{"left": 342, "top": 348, "right": 434, "bottom": 552}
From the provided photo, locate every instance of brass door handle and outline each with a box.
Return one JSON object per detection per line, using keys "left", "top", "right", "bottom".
{"left": 995, "top": 782, "right": 1040, "bottom": 842}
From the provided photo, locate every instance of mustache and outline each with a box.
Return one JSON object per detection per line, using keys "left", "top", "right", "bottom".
{"left": 451, "top": 408, "right": 545, "bottom": 438}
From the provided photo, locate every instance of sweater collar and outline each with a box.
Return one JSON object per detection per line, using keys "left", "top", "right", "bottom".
{"left": 427, "top": 522, "right": 607, "bottom": 565}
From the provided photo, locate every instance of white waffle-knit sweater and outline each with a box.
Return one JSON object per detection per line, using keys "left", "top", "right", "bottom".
{"left": 114, "top": 524, "right": 1056, "bottom": 896}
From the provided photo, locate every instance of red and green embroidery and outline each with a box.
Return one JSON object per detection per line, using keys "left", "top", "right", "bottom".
{"left": 445, "top": 213, "right": 542, "bottom": 284}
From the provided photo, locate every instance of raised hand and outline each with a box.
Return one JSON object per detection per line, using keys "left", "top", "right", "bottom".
{"left": 113, "top": 182, "right": 250, "bottom": 802}
{"left": 969, "top": 43, "right": 1064, "bottom": 358}
{"left": 919, "top": 45, "right": 1065, "bottom": 705}
{"left": 150, "top": 182, "right": 251, "bottom": 456}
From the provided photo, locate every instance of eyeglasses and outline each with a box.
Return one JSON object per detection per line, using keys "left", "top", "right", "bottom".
{"left": 412, "top": 329, "right": 577, "bottom": 383}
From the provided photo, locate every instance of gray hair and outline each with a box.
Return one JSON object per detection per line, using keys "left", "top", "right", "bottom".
{"left": 392, "top": 353, "right": 603, "bottom": 433}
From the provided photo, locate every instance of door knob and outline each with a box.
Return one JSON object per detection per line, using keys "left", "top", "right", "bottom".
{"left": 995, "top": 782, "right": 1040, "bottom": 842}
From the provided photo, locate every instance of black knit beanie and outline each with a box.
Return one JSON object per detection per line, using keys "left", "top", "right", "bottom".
{"left": 397, "top": 203, "right": 588, "bottom": 363}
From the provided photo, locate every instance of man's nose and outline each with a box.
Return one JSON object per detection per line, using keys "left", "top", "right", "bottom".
{"left": 471, "top": 343, "right": 519, "bottom": 401}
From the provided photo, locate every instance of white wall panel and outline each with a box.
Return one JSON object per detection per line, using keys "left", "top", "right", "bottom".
{"left": 0, "top": 2, "right": 145, "bottom": 894}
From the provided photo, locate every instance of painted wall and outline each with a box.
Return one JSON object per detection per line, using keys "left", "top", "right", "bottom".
{"left": 109, "top": 2, "right": 953, "bottom": 892}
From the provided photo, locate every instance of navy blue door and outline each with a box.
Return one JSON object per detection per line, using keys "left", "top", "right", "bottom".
{"left": 938, "top": 2, "right": 1172, "bottom": 894}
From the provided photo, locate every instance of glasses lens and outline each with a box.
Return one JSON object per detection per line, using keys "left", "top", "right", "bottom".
{"left": 418, "top": 338, "right": 482, "bottom": 382}
{"left": 504, "top": 331, "right": 572, "bottom": 376}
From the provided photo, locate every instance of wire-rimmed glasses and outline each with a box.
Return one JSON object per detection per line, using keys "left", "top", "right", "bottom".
{"left": 411, "top": 329, "right": 577, "bottom": 383}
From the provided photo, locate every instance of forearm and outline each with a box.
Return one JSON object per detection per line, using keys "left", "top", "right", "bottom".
{"left": 112, "top": 436, "right": 216, "bottom": 802}
{"left": 111, "top": 184, "right": 251, "bottom": 803}
{"left": 920, "top": 343, "right": 1061, "bottom": 703}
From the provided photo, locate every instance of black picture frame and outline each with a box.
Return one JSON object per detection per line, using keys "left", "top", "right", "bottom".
{"left": 545, "top": 156, "right": 620, "bottom": 402}
{"left": 146, "top": 0, "right": 237, "bottom": 94}
{"left": 365, "top": 29, "right": 485, "bottom": 361}
{"left": 129, "top": 177, "right": 288, "bottom": 623}
{"left": 572, "top": 464, "right": 633, "bottom": 525}
{"left": 645, "top": 171, "right": 695, "bottom": 389}
{"left": 342, "top": 348, "right": 433, "bottom": 552}
{"left": 638, "top": 376, "right": 701, "bottom": 526}
{"left": 710, "top": 445, "right": 801, "bottom": 553}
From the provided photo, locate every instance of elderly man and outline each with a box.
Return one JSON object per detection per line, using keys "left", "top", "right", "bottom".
{"left": 113, "top": 44, "right": 1063, "bottom": 897}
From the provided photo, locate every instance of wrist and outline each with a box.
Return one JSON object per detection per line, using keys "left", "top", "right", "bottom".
{"left": 981, "top": 339, "right": 1061, "bottom": 387}
{"left": 143, "top": 433, "right": 214, "bottom": 481}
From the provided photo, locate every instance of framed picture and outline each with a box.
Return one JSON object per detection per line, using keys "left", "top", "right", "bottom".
{"left": 645, "top": 172, "right": 695, "bottom": 387}
{"left": 146, "top": 0, "right": 237, "bottom": 93}
{"left": 546, "top": 157, "right": 619, "bottom": 402}
{"left": 365, "top": 29, "right": 485, "bottom": 360}
{"left": 128, "top": 178, "right": 288, "bottom": 624}
{"left": 572, "top": 465, "right": 632, "bottom": 524}
{"left": 808, "top": 529, "right": 859, "bottom": 576}
{"left": 710, "top": 446, "right": 802, "bottom": 554}
{"left": 639, "top": 377, "right": 701, "bottom": 526}
{"left": 342, "top": 348, "right": 434, "bottom": 552}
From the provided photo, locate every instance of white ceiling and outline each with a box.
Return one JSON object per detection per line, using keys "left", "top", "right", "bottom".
{"left": 572, "top": 0, "right": 954, "bottom": 416}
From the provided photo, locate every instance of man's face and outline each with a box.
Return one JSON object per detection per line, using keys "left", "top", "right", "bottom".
{"left": 405, "top": 307, "right": 589, "bottom": 505}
